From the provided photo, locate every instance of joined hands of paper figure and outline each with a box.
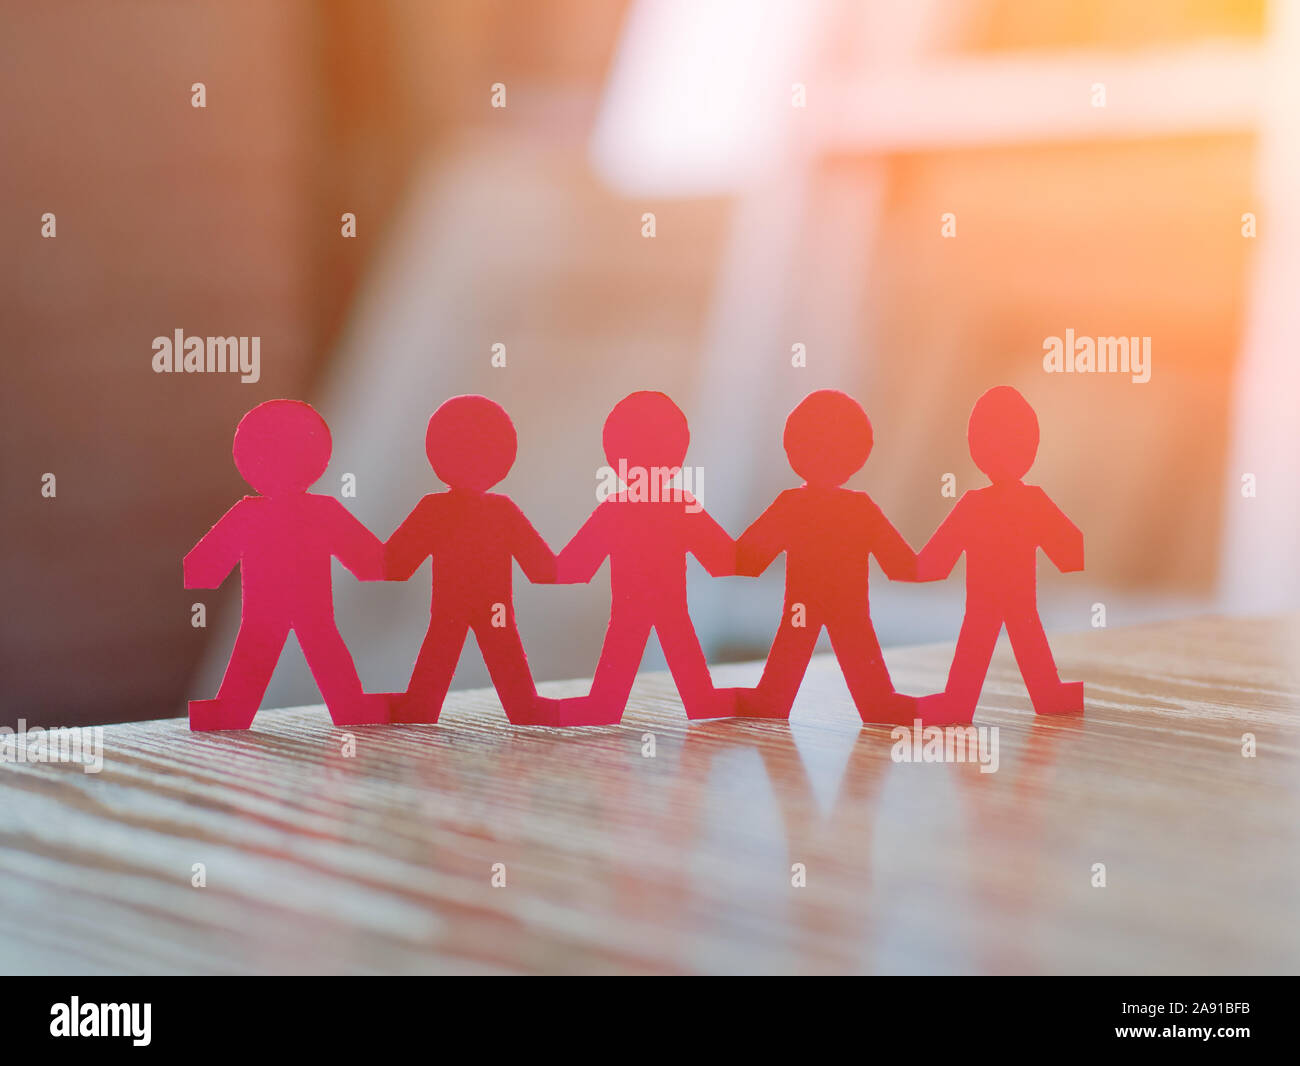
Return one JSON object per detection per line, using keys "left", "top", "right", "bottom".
{"left": 185, "top": 386, "right": 1082, "bottom": 732}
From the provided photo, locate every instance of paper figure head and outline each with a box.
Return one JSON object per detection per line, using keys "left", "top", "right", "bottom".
{"left": 425, "top": 394, "right": 518, "bottom": 491}
{"left": 968, "top": 385, "right": 1039, "bottom": 483}
{"left": 233, "top": 399, "right": 332, "bottom": 496}
{"left": 603, "top": 391, "right": 689, "bottom": 488}
{"left": 783, "top": 389, "right": 874, "bottom": 488}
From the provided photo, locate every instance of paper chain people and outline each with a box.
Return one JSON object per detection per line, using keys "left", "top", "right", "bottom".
{"left": 184, "top": 387, "right": 1083, "bottom": 732}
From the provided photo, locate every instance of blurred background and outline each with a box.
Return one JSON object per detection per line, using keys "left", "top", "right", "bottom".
{"left": 5, "top": 0, "right": 1299, "bottom": 726}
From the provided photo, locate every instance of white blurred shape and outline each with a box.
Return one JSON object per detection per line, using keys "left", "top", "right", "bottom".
{"left": 1220, "top": 0, "right": 1300, "bottom": 611}
{"left": 589, "top": 0, "right": 820, "bottom": 197}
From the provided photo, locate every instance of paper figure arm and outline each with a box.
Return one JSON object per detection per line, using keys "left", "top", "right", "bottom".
{"left": 325, "top": 498, "right": 385, "bottom": 581}
{"left": 687, "top": 503, "right": 736, "bottom": 578}
{"left": 868, "top": 500, "right": 919, "bottom": 582}
{"left": 1034, "top": 487, "right": 1084, "bottom": 573}
{"left": 183, "top": 501, "right": 248, "bottom": 588}
{"left": 384, "top": 499, "right": 434, "bottom": 581}
{"left": 510, "top": 504, "right": 558, "bottom": 583}
{"left": 735, "top": 498, "right": 787, "bottom": 577}
{"left": 916, "top": 499, "right": 969, "bottom": 582}
{"left": 556, "top": 506, "right": 612, "bottom": 584}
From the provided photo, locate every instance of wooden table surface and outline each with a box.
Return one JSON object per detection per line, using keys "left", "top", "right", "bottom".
{"left": 2, "top": 614, "right": 1297, "bottom": 975}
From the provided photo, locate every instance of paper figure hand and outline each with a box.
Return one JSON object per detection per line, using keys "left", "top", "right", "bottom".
{"left": 183, "top": 543, "right": 236, "bottom": 589}
{"left": 735, "top": 532, "right": 777, "bottom": 578}
{"left": 881, "top": 546, "right": 920, "bottom": 583}
{"left": 1053, "top": 541, "right": 1084, "bottom": 573}
{"left": 524, "top": 553, "right": 559, "bottom": 584}
{"left": 915, "top": 514, "right": 964, "bottom": 582}
{"left": 914, "top": 547, "right": 955, "bottom": 582}
{"left": 1060, "top": 553, "right": 1083, "bottom": 574}
{"left": 554, "top": 511, "right": 609, "bottom": 584}
{"left": 382, "top": 536, "right": 421, "bottom": 581}
{"left": 350, "top": 554, "right": 386, "bottom": 582}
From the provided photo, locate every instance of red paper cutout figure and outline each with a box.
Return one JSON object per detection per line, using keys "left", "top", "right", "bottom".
{"left": 184, "top": 400, "right": 389, "bottom": 731}
{"left": 730, "top": 390, "right": 919, "bottom": 722}
{"left": 915, "top": 385, "right": 1084, "bottom": 724}
{"left": 384, "top": 395, "right": 556, "bottom": 725}
{"left": 543, "top": 391, "right": 737, "bottom": 726}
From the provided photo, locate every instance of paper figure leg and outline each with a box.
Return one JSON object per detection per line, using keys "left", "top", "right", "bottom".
{"left": 735, "top": 617, "right": 820, "bottom": 718}
{"left": 297, "top": 620, "right": 389, "bottom": 726}
{"left": 393, "top": 615, "right": 468, "bottom": 724}
{"left": 540, "top": 613, "right": 652, "bottom": 726}
{"left": 1005, "top": 610, "right": 1084, "bottom": 716}
{"left": 190, "top": 620, "right": 290, "bottom": 731}
{"left": 474, "top": 621, "right": 544, "bottom": 725}
{"left": 657, "top": 611, "right": 736, "bottom": 720}
{"left": 828, "top": 616, "right": 915, "bottom": 725}
{"left": 932, "top": 607, "right": 1002, "bottom": 724}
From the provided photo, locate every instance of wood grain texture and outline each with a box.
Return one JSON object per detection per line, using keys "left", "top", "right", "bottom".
{"left": 1, "top": 615, "right": 1297, "bottom": 974}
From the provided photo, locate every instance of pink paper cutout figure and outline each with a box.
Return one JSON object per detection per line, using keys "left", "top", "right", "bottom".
{"left": 184, "top": 399, "right": 389, "bottom": 731}
{"left": 914, "top": 385, "right": 1084, "bottom": 724}
{"left": 384, "top": 395, "right": 556, "bottom": 725}
{"left": 730, "top": 390, "right": 919, "bottom": 722}
{"left": 543, "top": 391, "right": 737, "bottom": 726}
